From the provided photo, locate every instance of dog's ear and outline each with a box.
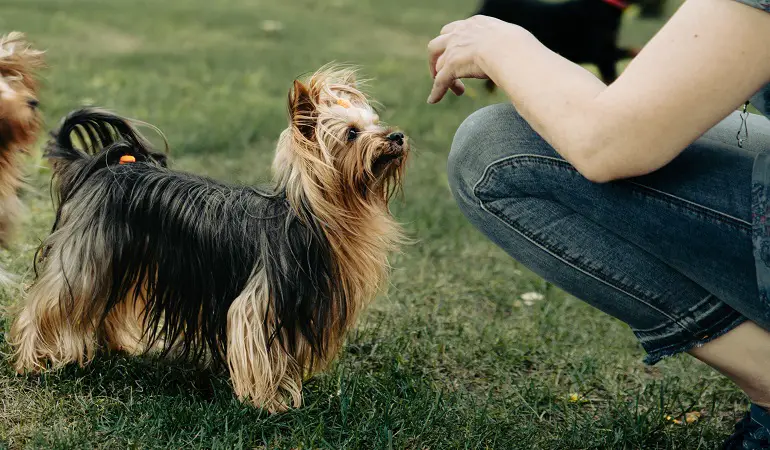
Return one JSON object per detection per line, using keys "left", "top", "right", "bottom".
{"left": 0, "top": 32, "right": 45, "bottom": 90}
{"left": 341, "top": 70, "right": 356, "bottom": 87}
{"left": 288, "top": 79, "right": 316, "bottom": 141}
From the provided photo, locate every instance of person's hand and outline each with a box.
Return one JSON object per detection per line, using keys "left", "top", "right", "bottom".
{"left": 427, "top": 15, "right": 525, "bottom": 104}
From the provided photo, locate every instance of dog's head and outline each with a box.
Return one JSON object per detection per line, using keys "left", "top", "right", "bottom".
{"left": 274, "top": 66, "right": 408, "bottom": 212}
{"left": 0, "top": 32, "right": 44, "bottom": 152}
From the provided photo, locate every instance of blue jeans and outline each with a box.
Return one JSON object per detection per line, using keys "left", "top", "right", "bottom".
{"left": 448, "top": 104, "right": 770, "bottom": 363}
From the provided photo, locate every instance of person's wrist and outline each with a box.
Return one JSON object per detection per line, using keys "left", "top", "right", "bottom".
{"left": 474, "top": 44, "right": 498, "bottom": 79}
{"left": 476, "top": 26, "right": 530, "bottom": 80}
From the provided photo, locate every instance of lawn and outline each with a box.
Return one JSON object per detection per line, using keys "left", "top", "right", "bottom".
{"left": 0, "top": 0, "right": 749, "bottom": 448}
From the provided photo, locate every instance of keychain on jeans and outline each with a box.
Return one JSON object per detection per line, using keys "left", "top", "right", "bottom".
{"left": 737, "top": 101, "right": 750, "bottom": 148}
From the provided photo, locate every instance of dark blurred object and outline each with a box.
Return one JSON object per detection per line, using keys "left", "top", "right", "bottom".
{"left": 476, "top": 0, "right": 658, "bottom": 89}
{"left": 638, "top": 0, "right": 667, "bottom": 18}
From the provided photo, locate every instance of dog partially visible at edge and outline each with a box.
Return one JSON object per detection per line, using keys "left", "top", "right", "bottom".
{"left": 9, "top": 66, "right": 408, "bottom": 412}
{"left": 476, "top": 0, "right": 648, "bottom": 90}
{"left": 0, "top": 32, "right": 44, "bottom": 273}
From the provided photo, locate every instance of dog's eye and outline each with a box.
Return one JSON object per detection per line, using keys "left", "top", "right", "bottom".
{"left": 347, "top": 127, "right": 359, "bottom": 142}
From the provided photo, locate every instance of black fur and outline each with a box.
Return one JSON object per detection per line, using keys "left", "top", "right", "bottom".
{"left": 476, "top": 0, "right": 647, "bottom": 85}
{"left": 43, "top": 108, "right": 339, "bottom": 367}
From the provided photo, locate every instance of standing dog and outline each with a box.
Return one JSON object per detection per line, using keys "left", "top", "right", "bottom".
{"left": 10, "top": 66, "right": 408, "bottom": 412}
{"left": 476, "top": 0, "right": 643, "bottom": 87}
{"left": 0, "top": 32, "right": 43, "bottom": 263}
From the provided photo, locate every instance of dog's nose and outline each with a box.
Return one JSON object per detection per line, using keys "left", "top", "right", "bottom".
{"left": 387, "top": 132, "right": 404, "bottom": 146}
{"left": 27, "top": 99, "right": 39, "bottom": 108}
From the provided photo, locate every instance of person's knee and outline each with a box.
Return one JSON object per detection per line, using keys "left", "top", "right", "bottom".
{"left": 447, "top": 103, "right": 534, "bottom": 207}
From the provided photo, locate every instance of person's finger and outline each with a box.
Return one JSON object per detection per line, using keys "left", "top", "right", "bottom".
{"left": 435, "top": 51, "right": 466, "bottom": 96}
{"left": 449, "top": 79, "right": 466, "bottom": 96}
{"left": 427, "top": 34, "right": 449, "bottom": 55}
{"left": 440, "top": 20, "right": 463, "bottom": 35}
{"left": 435, "top": 55, "right": 466, "bottom": 97}
{"left": 427, "top": 69, "right": 458, "bottom": 104}
{"left": 435, "top": 52, "right": 447, "bottom": 75}
{"left": 427, "top": 35, "right": 450, "bottom": 77}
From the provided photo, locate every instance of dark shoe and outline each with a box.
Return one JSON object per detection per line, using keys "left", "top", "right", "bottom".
{"left": 723, "top": 404, "right": 770, "bottom": 449}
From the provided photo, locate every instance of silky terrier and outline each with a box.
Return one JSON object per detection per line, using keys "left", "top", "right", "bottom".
{"left": 0, "top": 32, "right": 43, "bottom": 255}
{"left": 10, "top": 66, "right": 408, "bottom": 412}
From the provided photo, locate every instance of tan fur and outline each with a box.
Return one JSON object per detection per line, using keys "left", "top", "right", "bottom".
{"left": 11, "top": 197, "right": 158, "bottom": 369}
{"left": 9, "top": 199, "right": 106, "bottom": 371}
{"left": 0, "top": 32, "right": 44, "bottom": 248}
{"left": 103, "top": 289, "right": 151, "bottom": 356}
{"left": 9, "top": 241, "right": 99, "bottom": 371}
{"left": 11, "top": 65, "right": 407, "bottom": 413}
{"left": 259, "top": 66, "right": 407, "bottom": 409}
{"left": 227, "top": 270, "right": 304, "bottom": 412}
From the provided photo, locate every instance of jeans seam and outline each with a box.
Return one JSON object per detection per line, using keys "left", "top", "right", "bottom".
{"left": 625, "top": 180, "right": 751, "bottom": 230}
{"left": 475, "top": 197, "right": 695, "bottom": 333}
{"left": 470, "top": 153, "right": 727, "bottom": 335}
{"left": 629, "top": 294, "right": 715, "bottom": 333}
{"left": 641, "top": 314, "right": 747, "bottom": 365}
{"left": 642, "top": 313, "right": 743, "bottom": 354}
{"left": 474, "top": 153, "right": 751, "bottom": 233}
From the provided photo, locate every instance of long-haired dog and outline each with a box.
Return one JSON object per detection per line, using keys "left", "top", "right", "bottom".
{"left": 9, "top": 66, "right": 408, "bottom": 412}
{"left": 0, "top": 32, "right": 43, "bottom": 260}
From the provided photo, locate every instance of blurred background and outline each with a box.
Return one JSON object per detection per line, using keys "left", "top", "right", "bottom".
{"left": 1, "top": 0, "right": 749, "bottom": 449}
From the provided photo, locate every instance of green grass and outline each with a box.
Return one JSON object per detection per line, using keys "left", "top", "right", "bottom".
{"left": 0, "top": 0, "right": 748, "bottom": 448}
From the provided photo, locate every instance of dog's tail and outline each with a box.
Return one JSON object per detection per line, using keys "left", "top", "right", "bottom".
{"left": 45, "top": 108, "right": 168, "bottom": 203}
{"left": 45, "top": 107, "right": 167, "bottom": 170}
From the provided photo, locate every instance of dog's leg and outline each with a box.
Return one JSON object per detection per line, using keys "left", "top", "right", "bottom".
{"left": 103, "top": 291, "right": 149, "bottom": 356}
{"left": 639, "top": 0, "right": 666, "bottom": 18}
{"left": 597, "top": 60, "right": 619, "bottom": 84}
{"left": 0, "top": 193, "right": 22, "bottom": 249}
{"left": 9, "top": 256, "right": 100, "bottom": 372}
{"left": 226, "top": 271, "right": 303, "bottom": 412}
{"left": 619, "top": 47, "right": 642, "bottom": 60}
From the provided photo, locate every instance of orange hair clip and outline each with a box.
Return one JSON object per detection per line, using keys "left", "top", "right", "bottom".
{"left": 336, "top": 98, "right": 351, "bottom": 109}
{"left": 119, "top": 155, "right": 136, "bottom": 165}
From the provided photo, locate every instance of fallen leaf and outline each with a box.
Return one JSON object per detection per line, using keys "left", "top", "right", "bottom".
{"left": 520, "top": 292, "right": 544, "bottom": 302}
{"left": 685, "top": 411, "right": 702, "bottom": 424}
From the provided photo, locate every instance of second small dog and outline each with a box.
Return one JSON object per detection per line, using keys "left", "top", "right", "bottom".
{"left": 10, "top": 66, "right": 408, "bottom": 412}
{"left": 0, "top": 32, "right": 43, "bottom": 252}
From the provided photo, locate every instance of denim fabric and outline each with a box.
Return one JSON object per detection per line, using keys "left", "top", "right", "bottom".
{"left": 737, "top": 0, "right": 770, "bottom": 350}
{"left": 734, "top": 0, "right": 770, "bottom": 12}
{"left": 448, "top": 104, "right": 770, "bottom": 363}
{"left": 735, "top": 0, "right": 770, "bottom": 118}
{"left": 753, "top": 150, "right": 770, "bottom": 323}
{"left": 751, "top": 83, "right": 770, "bottom": 118}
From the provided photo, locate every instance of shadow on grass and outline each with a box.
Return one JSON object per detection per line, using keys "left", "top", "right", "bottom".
{"left": 20, "top": 354, "right": 226, "bottom": 402}
{"left": 2, "top": 332, "right": 521, "bottom": 449}
{"left": 0, "top": 325, "right": 743, "bottom": 449}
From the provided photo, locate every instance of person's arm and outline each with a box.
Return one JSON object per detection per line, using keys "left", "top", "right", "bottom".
{"left": 428, "top": 0, "right": 770, "bottom": 182}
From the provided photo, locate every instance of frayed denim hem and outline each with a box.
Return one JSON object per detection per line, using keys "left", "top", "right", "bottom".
{"left": 643, "top": 315, "right": 748, "bottom": 365}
